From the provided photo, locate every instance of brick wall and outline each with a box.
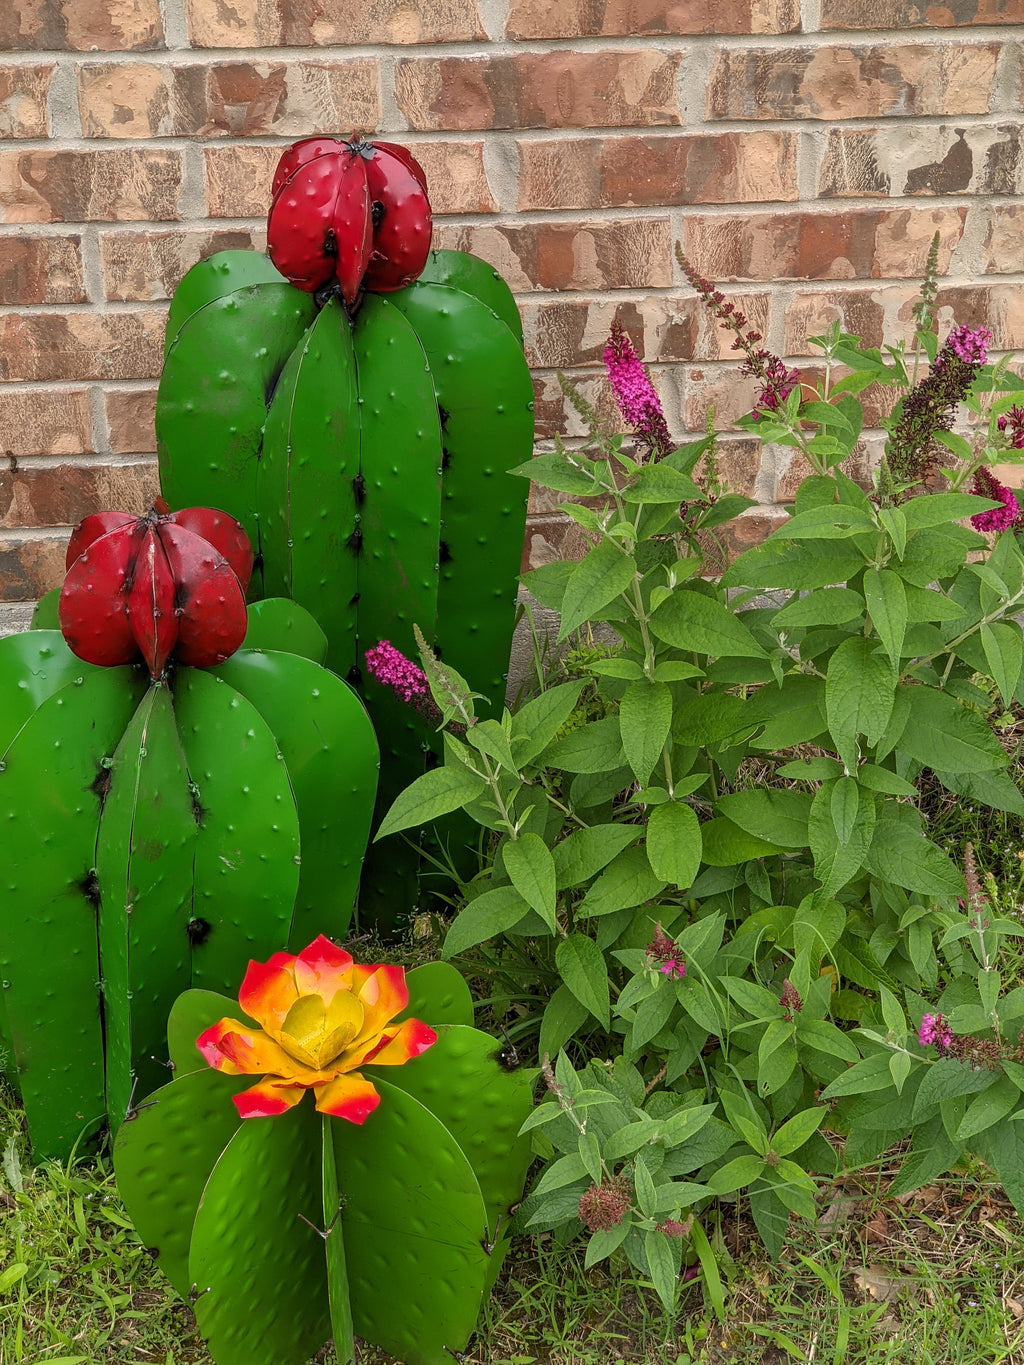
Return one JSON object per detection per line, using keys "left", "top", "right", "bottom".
{"left": 2, "top": 0, "right": 1022, "bottom": 626}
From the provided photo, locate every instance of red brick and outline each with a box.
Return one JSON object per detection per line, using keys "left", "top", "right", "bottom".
{"left": 681, "top": 206, "right": 966, "bottom": 282}
{"left": 522, "top": 294, "right": 770, "bottom": 369}
{"left": 982, "top": 206, "right": 1024, "bottom": 273}
{"left": 204, "top": 141, "right": 496, "bottom": 218}
{"left": 521, "top": 513, "right": 594, "bottom": 572}
{"left": 396, "top": 52, "right": 681, "bottom": 131}
{"left": 0, "top": 534, "right": 67, "bottom": 600}
{"left": 100, "top": 228, "right": 259, "bottom": 301}
{"left": 531, "top": 370, "right": 627, "bottom": 442}
{"left": 930, "top": 285, "right": 1024, "bottom": 353}
{"left": 723, "top": 508, "right": 789, "bottom": 559}
{"left": 517, "top": 133, "right": 798, "bottom": 210}
{"left": 1, "top": 0, "right": 163, "bottom": 50}
{"left": 0, "top": 150, "right": 181, "bottom": 224}
{"left": 0, "top": 312, "right": 166, "bottom": 382}
{"left": 0, "top": 235, "right": 86, "bottom": 304}
{"left": 432, "top": 219, "right": 672, "bottom": 292}
{"left": 821, "top": 0, "right": 1022, "bottom": 27}
{"left": 820, "top": 125, "right": 1023, "bottom": 199}
{"left": 783, "top": 288, "right": 897, "bottom": 355}
{"left": 0, "top": 64, "right": 52, "bottom": 138}
{"left": 186, "top": 0, "right": 484, "bottom": 46}
{"left": 0, "top": 389, "right": 93, "bottom": 457}
{"left": 708, "top": 43, "right": 1002, "bottom": 120}
{"left": 77, "top": 60, "right": 380, "bottom": 139}
{"left": 0, "top": 460, "right": 158, "bottom": 530}
{"left": 774, "top": 440, "right": 882, "bottom": 503}
{"left": 104, "top": 387, "right": 157, "bottom": 453}
{"left": 507, "top": 0, "right": 799, "bottom": 35}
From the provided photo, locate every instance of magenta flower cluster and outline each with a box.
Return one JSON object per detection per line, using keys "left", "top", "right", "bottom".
{"left": 364, "top": 640, "right": 430, "bottom": 702}
{"left": 946, "top": 324, "right": 992, "bottom": 366}
{"left": 645, "top": 924, "right": 686, "bottom": 980}
{"left": 970, "top": 465, "right": 1021, "bottom": 533}
{"left": 603, "top": 320, "right": 674, "bottom": 460}
{"left": 919, "top": 1012, "right": 954, "bottom": 1048}
{"left": 997, "top": 405, "right": 1024, "bottom": 450}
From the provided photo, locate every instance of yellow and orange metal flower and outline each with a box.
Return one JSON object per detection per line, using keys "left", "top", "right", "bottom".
{"left": 196, "top": 935, "right": 437, "bottom": 1123}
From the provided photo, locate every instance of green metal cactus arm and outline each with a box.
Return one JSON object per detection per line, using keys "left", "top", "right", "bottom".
{"left": 114, "top": 947, "right": 537, "bottom": 1365}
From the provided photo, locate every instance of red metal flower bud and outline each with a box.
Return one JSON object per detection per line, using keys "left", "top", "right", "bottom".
{"left": 357, "top": 139, "right": 433, "bottom": 293}
{"left": 59, "top": 505, "right": 252, "bottom": 680}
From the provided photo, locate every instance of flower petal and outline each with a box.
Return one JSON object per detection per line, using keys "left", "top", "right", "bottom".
{"left": 238, "top": 952, "right": 302, "bottom": 1033}
{"left": 198, "top": 1017, "right": 314, "bottom": 1080}
{"left": 279, "top": 988, "right": 364, "bottom": 1070}
{"left": 345, "top": 1017, "right": 437, "bottom": 1070}
{"left": 233, "top": 1078, "right": 307, "bottom": 1119}
{"left": 292, "top": 934, "right": 355, "bottom": 1001}
{"left": 313, "top": 1071, "right": 381, "bottom": 1124}
{"left": 350, "top": 963, "right": 409, "bottom": 1043}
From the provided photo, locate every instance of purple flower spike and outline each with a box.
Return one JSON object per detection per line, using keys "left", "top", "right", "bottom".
{"left": 603, "top": 321, "right": 674, "bottom": 460}
{"left": 970, "top": 466, "right": 1021, "bottom": 533}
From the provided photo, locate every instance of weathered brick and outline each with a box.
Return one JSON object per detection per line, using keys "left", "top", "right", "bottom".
{"left": 78, "top": 60, "right": 380, "bottom": 139}
{"left": 0, "top": 235, "right": 87, "bottom": 304}
{"left": 0, "top": 64, "right": 52, "bottom": 138}
{"left": 521, "top": 513, "right": 594, "bottom": 572}
{"left": 531, "top": 371, "right": 623, "bottom": 442}
{"left": 723, "top": 508, "right": 789, "bottom": 558}
{"left": 784, "top": 288, "right": 894, "bottom": 354}
{"left": 683, "top": 367, "right": 761, "bottom": 431}
{"left": 104, "top": 387, "right": 157, "bottom": 453}
{"left": 432, "top": 219, "right": 672, "bottom": 292}
{"left": 517, "top": 133, "right": 798, "bottom": 210}
{"left": 681, "top": 206, "right": 966, "bottom": 282}
{"left": 930, "top": 285, "right": 1024, "bottom": 353}
{"left": 982, "top": 206, "right": 1024, "bottom": 273}
{"left": 0, "top": 389, "right": 92, "bottom": 457}
{"left": 708, "top": 43, "right": 1002, "bottom": 120}
{"left": 0, "top": 460, "right": 158, "bottom": 530}
{"left": 186, "top": 0, "right": 485, "bottom": 47}
{"left": 0, "top": 150, "right": 181, "bottom": 224}
{"left": 821, "top": 0, "right": 1023, "bottom": 27}
{"left": 0, "top": 312, "right": 166, "bottom": 382}
{"left": 204, "top": 141, "right": 496, "bottom": 217}
{"left": 521, "top": 295, "right": 770, "bottom": 370}
{"left": 0, "top": 534, "right": 67, "bottom": 600}
{"left": 100, "top": 228, "right": 258, "bottom": 301}
{"left": 507, "top": 0, "right": 799, "bottom": 35}
{"left": 820, "top": 125, "right": 1024, "bottom": 199}
{"left": 396, "top": 52, "right": 681, "bottom": 131}
{"left": 1, "top": 0, "right": 163, "bottom": 50}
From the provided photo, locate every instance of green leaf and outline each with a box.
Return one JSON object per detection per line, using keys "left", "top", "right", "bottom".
{"left": 521, "top": 560, "right": 574, "bottom": 611}
{"left": 770, "top": 504, "right": 875, "bottom": 540}
{"left": 863, "top": 568, "right": 907, "bottom": 669}
{"left": 644, "top": 1229, "right": 679, "bottom": 1314}
{"left": 652, "top": 660, "right": 705, "bottom": 682}
{"left": 771, "top": 588, "right": 864, "bottom": 629}
{"left": 651, "top": 590, "right": 766, "bottom": 659}
{"left": 514, "top": 450, "right": 601, "bottom": 494}
{"left": 855, "top": 764, "right": 918, "bottom": 797}
{"left": 699, "top": 816, "right": 785, "bottom": 866}
{"left": 808, "top": 780, "right": 874, "bottom": 898}
{"left": 584, "top": 1222, "right": 631, "bottom": 1268}
{"left": 825, "top": 636, "right": 896, "bottom": 769}
{"left": 588, "top": 656, "right": 644, "bottom": 680}
{"left": 646, "top": 800, "right": 702, "bottom": 888}
{"left": 622, "top": 463, "right": 702, "bottom": 503}
{"left": 934, "top": 767, "right": 1024, "bottom": 818}
{"left": 552, "top": 823, "right": 639, "bottom": 889}
{"left": 722, "top": 538, "right": 866, "bottom": 593}
{"left": 578, "top": 845, "right": 666, "bottom": 917}
{"left": 707, "top": 1154, "right": 767, "bottom": 1194}
{"left": 714, "top": 789, "right": 811, "bottom": 849}
{"left": 443, "top": 884, "right": 533, "bottom": 957}
{"left": 902, "top": 491, "right": 999, "bottom": 529}
{"left": 467, "top": 718, "right": 518, "bottom": 774}
{"left": 619, "top": 679, "right": 673, "bottom": 785}
{"left": 879, "top": 506, "right": 907, "bottom": 558}
{"left": 981, "top": 621, "right": 1023, "bottom": 708}
{"left": 955, "top": 1074, "right": 1020, "bottom": 1142}
{"left": 556, "top": 934, "right": 611, "bottom": 1029}
{"left": 511, "top": 681, "right": 585, "bottom": 767}
{"left": 543, "top": 716, "right": 625, "bottom": 774}
{"left": 979, "top": 1113, "right": 1024, "bottom": 1217}
{"left": 864, "top": 821, "right": 965, "bottom": 898}
{"left": 898, "top": 687, "right": 1007, "bottom": 774}
{"left": 539, "top": 985, "right": 590, "bottom": 1058}
{"left": 503, "top": 833, "right": 557, "bottom": 930}
{"left": 721, "top": 977, "right": 784, "bottom": 1019}
{"left": 820, "top": 1052, "right": 895, "bottom": 1100}
{"left": 375, "top": 764, "right": 486, "bottom": 840}
{"left": 771, "top": 1107, "right": 826, "bottom": 1157}
{"left": 558, "top": 539, "right": 638, "bottom": 641}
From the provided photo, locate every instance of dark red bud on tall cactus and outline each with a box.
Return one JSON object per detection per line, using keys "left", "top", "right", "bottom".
{"left": 359, "top": 140, "right": 432, "bottom": 293}
{"left": 59, "top": 506, "right": 252, "bottom": 680}
{"left": 267, "top": 140, "right": 372, "bottom": 302}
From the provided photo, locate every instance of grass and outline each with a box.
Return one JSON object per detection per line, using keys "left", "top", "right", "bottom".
{"left": 2, "top": 1075, "right": 1022, "bottom": 1365}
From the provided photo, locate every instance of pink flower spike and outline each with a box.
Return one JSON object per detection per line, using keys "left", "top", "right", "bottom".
{"left": 919, "top": 1012, "right": 954, "bottom": 1049}
{"left": 364, "top": 640, "right": 430, "bottom": 703}
{"left": 970, "top": 467, "right": 1021, "bottom": 533}
{"left": 603, "top": 320, "right": 674, "bottom": 459}
{"left": 946, "top": 324, "right": 991, "bottom": 367}
{"left": 660, "top": 957, "right": 686, "bottom": 980}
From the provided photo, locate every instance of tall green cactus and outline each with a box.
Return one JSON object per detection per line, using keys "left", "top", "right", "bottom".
{"left": 156, "top": 228, "right": 533, "bottom": 924}
{"left": 0, "top": 532, "right": 378, "bottom": 1161}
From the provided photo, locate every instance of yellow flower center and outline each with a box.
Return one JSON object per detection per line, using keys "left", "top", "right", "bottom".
{"left": 278, "top": 989, "right": 365, "bottom": 1070}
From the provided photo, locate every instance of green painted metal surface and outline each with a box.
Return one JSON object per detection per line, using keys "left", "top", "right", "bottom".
{"left": 210, "top": 650, "right": 378, "bottom": 945}
{"left": 173, "top": 669, "right": 300, "bottom": 993}
{"left": 95, "top": 684, "right": 196, "bottom": 1126}
{"left": 157, "top": 284, "right": 317, "bottom": 577}
{"left": 240, "top": 597, "right": 328, "bottom": 664}
{"left": 167, "top": 988, "right": 240, "bottom": 1076}
{"left": 29, "top": 588, "right": 60, "bottom": 629}
{"left": 386, "top": 282, "right": 533, "bottom": 715}
{"left": 322, "top": 1113, "right": 356, "bottom": 1365}
{"left": 402, "top": 960, "right": 475, "bottom": 1027}
{"left": 384, "top": 1025, "right": 536, "bottom": 1232}
{"left": 165, "top": 251, "right": 288, "bottom": 355}
{"left": 0, "top": 667, "right": 146, "bottom": 1160}
{"left": 418, "top": 249, "right": 524, "bottom": 346}
{"left": 189, "top": 1099, "right": 332, "bottom": 1365}
{"left": 112, "top": 1068, "right": 245, "bottom": 1298}
{"left": 258, "top": 297, "right": 361, "bottom": 671}
{"left": 333, "top": 1079, "right": 491, "bottom": 1365}
{"left": 0, "top": 631, "right": 92, "bottom": 750}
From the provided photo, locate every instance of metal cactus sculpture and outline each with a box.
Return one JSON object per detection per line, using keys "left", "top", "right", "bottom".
{"left": 114, "top": 937, "right": 536, "bottom": 1365}
{"left": 0, "top": 506, "right": 378, "bottom": 1161}
{"left": 154, "top": 134, "right": 534, "bottom": 922}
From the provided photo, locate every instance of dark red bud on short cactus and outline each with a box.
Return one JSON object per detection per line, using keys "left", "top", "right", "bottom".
{"left": 358, "top": 140, "right": 432, "bottom": 293}
{"left": 59, "top": 506, "right": 252, "bottom": 680}
{"left": 267, "top": 139, "right": 372, "bottom": 303}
